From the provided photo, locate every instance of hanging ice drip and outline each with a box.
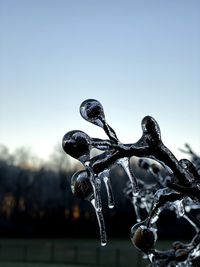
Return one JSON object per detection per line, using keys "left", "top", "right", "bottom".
{"left": 62, "top": 130, "right": 106, "bottom": 245}
{"left": 62, "top": 98, "right": 200, "bottom": 266}
{"left": 70, "top": 170, "right": 107, "bottom": 246}
{"left": 130, "top": 220, "right": 158, "bottom": 267}
{"left": 80, "top": 99, "right": 139, "bottom": 194}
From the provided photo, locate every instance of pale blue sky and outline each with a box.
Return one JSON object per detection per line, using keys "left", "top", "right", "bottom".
{"left": 0, "top": 0, "right": 200, "bottom": 160}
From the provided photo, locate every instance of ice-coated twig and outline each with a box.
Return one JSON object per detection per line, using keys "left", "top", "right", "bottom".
{"left": 62, "top": 98, "right": 200, "bottom": 266}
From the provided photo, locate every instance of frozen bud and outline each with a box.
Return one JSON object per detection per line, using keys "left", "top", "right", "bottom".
{"left": 71, "top": 170, "right": 93, "bottom": 200}
{"left": 80, "top": 99, "right": 105, "bottom": 128}
{"left": 62, "top": 130, "right": 91, "bottom": 163}
{"left": 131, "top": 225, "right": 157, "bottom": 253}
{"left": 141, "top": 116, "right": 161, "bottom": 144}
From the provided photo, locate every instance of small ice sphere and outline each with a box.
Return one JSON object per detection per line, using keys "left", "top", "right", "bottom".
{"left": 71, "top": 170, "right": 93, "bottom": 200}
{"left": 80, "top": 99, "right": 105, "bottom": 128}
{"left": 62, "top": 130, "right": 91, "bottom": 163}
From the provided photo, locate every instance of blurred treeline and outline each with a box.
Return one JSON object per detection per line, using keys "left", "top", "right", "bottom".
{"left": 0, "top": 144, "right": 194, "bottom": 240}
{"left": 0, "top": 144, "right": 137, "bottom": 239}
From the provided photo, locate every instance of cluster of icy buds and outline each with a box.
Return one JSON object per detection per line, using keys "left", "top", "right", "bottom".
{"left": 62, "top": 99, "right": 200, "bottom": 267}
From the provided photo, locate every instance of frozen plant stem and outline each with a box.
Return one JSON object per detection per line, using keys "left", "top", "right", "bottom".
{"left": 62, "top": 98, "right": 200, "bottom": 267}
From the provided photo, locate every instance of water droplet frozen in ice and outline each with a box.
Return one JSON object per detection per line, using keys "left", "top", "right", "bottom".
{"left": 80, "top": 99, "right": 105, "bottom": 128}
{"left": 130, "top": 220, "right": 146, "bottom": 240}
{"left": 131, "top": 222, "right": 158, "bottom": 266}
{"left": 62, "top": 130, "right": 91, "bottom": 164}
{"left": 71, "top": 170, "right": 93, "bottom": 200}
{"left": 131, "top": 223, "right": 157, "bottom": 254}
{"left": 80, "top": 99, "right": 119, "bottom": 142}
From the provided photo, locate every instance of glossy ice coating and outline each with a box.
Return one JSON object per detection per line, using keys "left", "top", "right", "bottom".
{"left": 71, "top": 170, "right": 93, "bottom": 200}
{"left": 62, "top": 130, "right": 91, "bottom": 163}
{"left": 62, "top": 98, "right": 200, "bottom": 266}
{"left": 80, "top": 99, "right": 105, "bottom": 128}
{"left": 131, "top": 225, "right": 157, "bottom": 253}
{"left": 141, "top": 116, "right": 161, "bottom": 144}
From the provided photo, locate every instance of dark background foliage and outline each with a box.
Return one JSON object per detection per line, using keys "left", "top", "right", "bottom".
{"left": 0, "top": 144, "right": 195, "bottom": 240}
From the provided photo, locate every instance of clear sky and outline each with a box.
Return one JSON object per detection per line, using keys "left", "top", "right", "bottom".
{"left": 0, "top": 0, "right": 200, "bottom": 161}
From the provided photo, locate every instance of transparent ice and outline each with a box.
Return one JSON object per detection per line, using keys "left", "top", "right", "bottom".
{"left": 117, "top": 157, "right": 139, "bottom": 194}
{"left": 99, "top": 169, "right": 115, "bottom": 209}
{"left": 62, "top": 99, "right": 200, "bottom": 266}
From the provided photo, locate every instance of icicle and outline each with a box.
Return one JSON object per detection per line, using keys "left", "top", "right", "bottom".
{"left": 70, "top": 169, "right": 107, "bottom": 246}
{"left": 99, "top": 169, "right": 115, "bottom": 209}
{"left": 85, "top": 162, "right": 102, "bottom": 212}
{"left": 147, "top": 252, "right": 158, "bottom": 267}
{"left": 133, "top": 196, "right": 141, "bottom": 222}
{"left": 183, "top": 214, "right": 199, "bottom": 233}
{"left": 124, "top": 183, "right": 141, "bottom": 221}
{"left": 130, "top": 192, "right": 141, "bottom": 222}
{"left": 91, "top": 199, "right": 107, "bottom": 246}
{"left": 173, "top": 200, "right": 185, "bottom": 218}
{"left": 149, "top": 208, "right": 162, "bottom": 225}
{"left": 117, "top": 157, "right": 139, "bottom": 194}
